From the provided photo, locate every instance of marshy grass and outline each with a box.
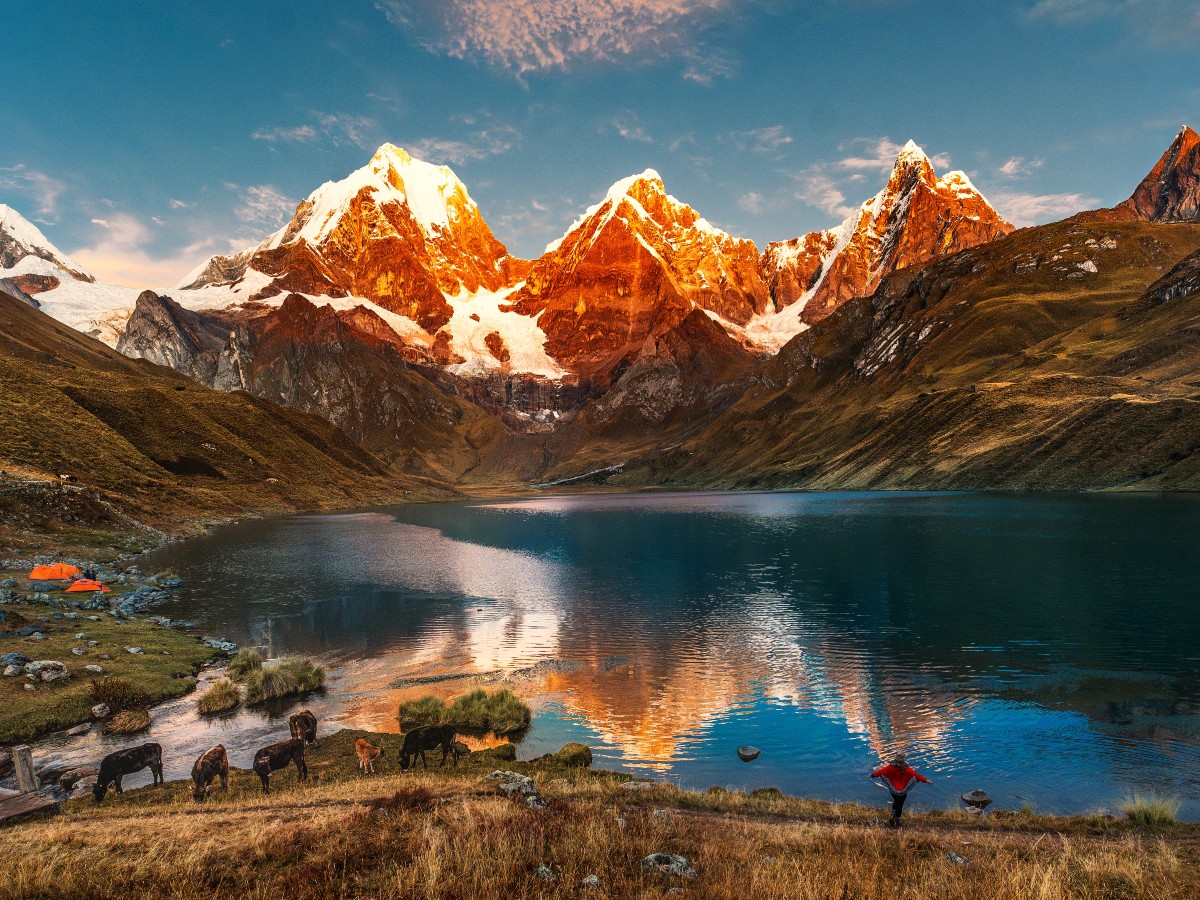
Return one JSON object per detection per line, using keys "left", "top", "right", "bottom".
{"left": 225, "top": 648, "right": 263, "bottom": 681}
{"left": 398, "top": 688, "right": 531, "bottom": 736}
{"left": 104, "top": 709, "right": 150, "bottom": 734}
{"left": 242, "top": 657, "right": 325, "bottom": 704}
{"left": 89, "top": 677, "right": 150, "bottom": 713}
{"left": 195, "top": 678, "right": 240, "bottom": 715}
{"left": 1119, "top": 792, "right": 1181, "bottom": 826}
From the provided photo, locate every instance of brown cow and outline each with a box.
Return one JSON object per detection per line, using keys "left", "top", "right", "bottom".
{"left": 399, "top": 725, "right": 458, "bottom": 771}
{"left": 289, "top": 709, "right": 318, "bottom": 746}
{"left": 355, "top": 737, "right": 382, "bottom": 774}
{"left": 252, "top": 739, "right": 307, "bottom": 794}
{"left": 191, "top": 745, "right": 229, "bottom": 802}
{"left": 93, "top": 743, "right": 163, "bottom": 803}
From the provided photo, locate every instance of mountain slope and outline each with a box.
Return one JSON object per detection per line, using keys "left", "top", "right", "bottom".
{"left": 761, "top": 142, "right": 1013, "bottom": 329}
{"left": 622, "top": 218, "right": 1200, "bottom": 491}
{"left": 0, "top": 286, "right": 447, "bottom": 544}
{"left": 0, "top": 204, "right": 93, "bottom": 283}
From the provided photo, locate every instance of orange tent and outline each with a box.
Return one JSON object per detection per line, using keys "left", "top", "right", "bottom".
{"left": 28, "top": 563, "right": 83, "bottom": 581}
{"left": 65, "top": 579, "right": 110, "bottom": 593}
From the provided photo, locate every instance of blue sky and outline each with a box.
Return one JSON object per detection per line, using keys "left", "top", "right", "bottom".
{"left": 3, "top": 0, "right": 1198, "bottom": 286}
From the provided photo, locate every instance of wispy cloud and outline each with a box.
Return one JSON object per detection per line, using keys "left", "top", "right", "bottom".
{"left": 998, "top": 156, "right": 1044, "bottom": 177}
{"left": 0, "top": 165, "right": 67, "bottom": 219}
{"left": 378, "top": 0, "right": 736, "bottom": 77}
{"left": 737, "top": 191, "right": 766, "bottom": 215}
{"left": 837, "top": 137, "right": 951, "bottom": 174}
{"left": 1025, "top": 0, "right": 1200, "bottom": 44}
{"left": 252, "top": 113, "right": 380, "bottom": 150}
{"left": 604, "top": 115, "right": 653, "bottom": 144}
{"left": 406, "top": 116, "right": 522, "bottom": 165}
{"left": 252, "top": 124, "right": 319, "bottom": 144}
{"left": 729, "top": 125, "right": 793, "bottom": 154}
{"left": 168, "top": 198, "right": 192, "bottom": 209}
{"left": 989, "top": 190, "right": 1096, "bottom": 227}
{"left": 234, "top": 185, "right": 295, "bottom": 230}
{"left": 69, "top": 213, "right": 205, "bottom": 289}
{"left": 793, "top": 171, "right": 853, "bottom": 219}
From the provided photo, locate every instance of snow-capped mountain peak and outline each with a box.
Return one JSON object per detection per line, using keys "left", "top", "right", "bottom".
{"left": 0, "top": 204, "right": 93, "bottom": 282}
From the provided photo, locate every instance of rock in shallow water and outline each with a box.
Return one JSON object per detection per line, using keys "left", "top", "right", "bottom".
{"left": 737, "top": 745, "right": 761, "bottom": 762}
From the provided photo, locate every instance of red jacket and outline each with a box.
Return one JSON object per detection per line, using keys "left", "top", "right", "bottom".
{"left": 871, "top": 764, "right": 930, "bottom": 792}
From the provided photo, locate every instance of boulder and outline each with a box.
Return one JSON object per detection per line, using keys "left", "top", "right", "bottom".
{"left": 551, "top": 742, "right": 593, "bottom": 768}
{"left": 64, "top": 723, "right": 90, "bottom": 736}
{"left": 525, "top": 793, "right": 549, "bottom": 810}
{"left": 25, "top": 660, "right": 70, "bottom": 682}
{"left": 581, "top": 875, "right": 602, "bottom": 891}
{"left": 961, "top": 790, "right": 993, "bottom": 811}
{"left": 124, "top": 646, "right": 142, "bottom": 654}
{"left": 486, "top": 770, "right": 538, "bottom": 797}
{"left": 91, "top": 703, "right": 111, "bottom": 718}
{"left": 535, "top": 863, "right": 557, "bottom": 883}
{"left": 737, "top": 745, "right": 761, "bottom": 762}
{"left": 84, "top": 665, "right": 105, "bottom": 675}
{"left": 59, "top": 766, "right": 99, "bottom": 789}
{"left": 24, "top": 682, "right": 36, "bottom": 691}
{"left": 1, "top": 652, "right": 31, "bottom": 667}
{"left": 71, "top": 647, "right": 86, "bottom": 656}
{"left": 640, "top": 853, "right": 697, "bottom": 879}
{"left": 3, "top": 665, "right": 22, "bottom": 676}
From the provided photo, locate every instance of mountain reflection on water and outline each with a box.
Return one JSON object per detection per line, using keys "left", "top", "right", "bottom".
{"left": 35, "top": 491, "right": 1200, "bottom": 818}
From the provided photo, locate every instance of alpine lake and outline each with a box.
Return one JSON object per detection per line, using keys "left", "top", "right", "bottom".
{"left": 31, "top": 491, "right": 1200, "bottom": 819}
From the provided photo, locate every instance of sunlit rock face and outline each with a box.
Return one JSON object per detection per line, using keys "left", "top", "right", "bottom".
{"left": 762, "top": 142, "right": 1013, "bottom": 325}
{"left": 1116, "top": 126, "right": 1200, "bottom": 223}
{"left": 506, "top": 170, "right": 770, "bottom": 382}
{"left": 181, "top": 144, "right": 528, "bottom": 334}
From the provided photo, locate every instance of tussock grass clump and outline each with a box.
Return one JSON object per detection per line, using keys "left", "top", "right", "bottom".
{"left": 196, "top": 678, "right": 240, "bottom": 715}
{"left": 367, "top": 785, "right": 437, "bottom": 812}
{"left": 104, "top": 709, "right": 150, "bottom": 734}
{"left": 397, "top": 688, "right": 532, "bottom": 736}
{"left": 226, "top": 648, "right": 263, "bottom": 681}
{"left": 89, "top": 677, "right": 150, "bottom": 712}
{"left": 243, "top": 657, "right": 325, "bottom": 704}
{"left": 1120, "top": 793, "right": 1181, "bottom": 827}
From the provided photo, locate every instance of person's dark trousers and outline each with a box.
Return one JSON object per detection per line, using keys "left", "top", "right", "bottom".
{"left": 890, "top": 791, "right": 907, "bottom": 823}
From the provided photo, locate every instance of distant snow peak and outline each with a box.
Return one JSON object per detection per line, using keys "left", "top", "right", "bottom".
{"left": 0, "top": 204, "right": 93, "bottom": 282}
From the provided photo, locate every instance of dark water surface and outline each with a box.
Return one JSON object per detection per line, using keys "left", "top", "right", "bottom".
{"left": 34, "top": 492, "right": 1200, "bottom": 818}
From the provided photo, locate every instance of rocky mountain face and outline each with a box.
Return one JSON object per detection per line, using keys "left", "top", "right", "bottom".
{"left": 506, "top": 171, "right": 769, "bottom": 381}
{"left": 181, "top": 144, "right": 527, "bottom": 333}
{"left": 1094, "top": 126, "right": 1200, "bottom": 223}
{"left": 0, "top": 205, "right": 93, "bottom": 283}
{"left": 116, "top": 291, "right": 232, "bottom": 382}
{"left": 761, "top": 142, "right": 1013, "bottom": 327}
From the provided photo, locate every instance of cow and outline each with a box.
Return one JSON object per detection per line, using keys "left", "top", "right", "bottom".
{"left": 190, "top": 744, "right": 229, "bottom": 802}
{"left": 252, "top": 738, "right": 307, "bottom": 794}
{"left": 399, "top": 725, "right": 459, "bottom": 771}
{"left": 355, "top": 738, "right": 382, "bottom": 774}
{"left": 93, "top": 743, "right": 164, "bottom": 803}
{"left": 289, "top": 709, "right": 318, "bottom": 746}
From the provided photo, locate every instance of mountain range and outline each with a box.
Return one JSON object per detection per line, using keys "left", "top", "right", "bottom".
{"left": 2, "top": 125, "right": 1200, "bottom": 521}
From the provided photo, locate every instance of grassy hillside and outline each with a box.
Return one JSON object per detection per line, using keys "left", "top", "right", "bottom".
{"left": 2, "top": 729, "right": 1196, "bottom": 899}
{"left": 625, "top": 220, "right": 1200, "bottom": 491}
{"left": 0, "top": 289, "right": 452, "bottom": 552}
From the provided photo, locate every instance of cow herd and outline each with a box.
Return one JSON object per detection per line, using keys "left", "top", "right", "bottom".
{"left": 90, "top": 711, "right": 463, "bottom": 804}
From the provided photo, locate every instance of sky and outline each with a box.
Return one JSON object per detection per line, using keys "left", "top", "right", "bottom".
{"left": 3, "top": 0, "right": 1198, "bottom": 287}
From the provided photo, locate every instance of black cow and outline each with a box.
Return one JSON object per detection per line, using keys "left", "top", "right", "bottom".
{"left": 399, "top": 725, "right": 459, "bottom": 771}
{"left": 252, "top": 738, "right": 307, "bottom": 794}
{"left": 190, "top": 744, "right": 229, "bottom": 802}
{"left": 289, "top": 709, "right": 318, "bottom": 746}
{"left": 93, "top": 743, "right": 164, "bottom": 803}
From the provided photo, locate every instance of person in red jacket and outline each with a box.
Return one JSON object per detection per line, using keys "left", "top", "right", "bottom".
{"left": 870, "top": 752, "right": 931, "bottom": 827}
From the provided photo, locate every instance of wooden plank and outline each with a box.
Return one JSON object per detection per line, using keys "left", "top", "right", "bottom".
{"left": 0, "top": 787, "right": 21, "bottom": 801}
{"left": 0, "top": 791, "right": 60, "bottom": 823}
{"left": 12, "top": 746, "right": 36, "bottom": 793}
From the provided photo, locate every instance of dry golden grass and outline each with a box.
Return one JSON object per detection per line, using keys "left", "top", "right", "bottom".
{"left": 1, "top": 730, "right": 1196, "bottom": 899}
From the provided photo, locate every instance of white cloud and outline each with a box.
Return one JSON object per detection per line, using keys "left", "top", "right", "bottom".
{"left": 378, "top": 0, "right": 735, "bottom": 76}
{"left": 737, "top": 191, "right": 765, "bottom": 215}
{"left": 69, "top": 213, "right": 202, "bottom": 289}
{"left": 252, "top": 124, "right": 319, "bottom": 144}
{"left": 235, "top": 185, "right": 295, "bottom": 230}
{"left": 407, "top": 117, "right": 521, "bottom": 165}
{"left": 998, "top": 156, "right": 1044, "bottom": 177}
{"left": 1025, "top": 0, "right": 1200, "bottom": 44}
{"left": 0, "top": 165, "right": 67, "bottom": 218}
{"left": 730, "top": 125, "right": 793, "bottom": 154}
{"left": 251, "top": 113, "right": 379, "bottom": 151}
{"left": 793, "top": 171, "right": 853, "bottom": 219}
{"left": 168, "top": 198, "right": 192, "bottom": 210}
{"left": 989, "top": 190, "right": 1097, "bottom": 227}
{"left": 605, "top": 116, "right": 653, "bottom": 144}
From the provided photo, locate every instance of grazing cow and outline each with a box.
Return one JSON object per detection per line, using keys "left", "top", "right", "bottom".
{"left": 190, "top": 744, "right": 229, "bottom": 802}
{"left": 289, "top": 709, "right": 318, "bottom": 746}
{"left": 355, "top": 738, "right": 383, "bottom": 774}
{"left": 399, "top": 725, "right": 459, "bottom": 771}
{"left": 252, "top": 738, "right": 307, "bottom": 794}
{"left": 93, "top": 743, "right": 164, "bottom": 803}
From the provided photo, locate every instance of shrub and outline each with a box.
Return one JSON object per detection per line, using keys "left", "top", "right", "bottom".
{"left": 89, "top": 677, "right": 150, "bottom": 712}
{"left": 397, "top": 689, "right": 532, "bottom": 736}
{"left": 397, "top": 695, "right": 448, "bottom": 730}
{"left": 1120, "top": 793, "right": 1180, "bottom": 827}
{"left": 105, "top": 710, "right": 150, "bottom": 734}
{"left": 243, "top": 657, "right": 325, "bottom": 705}
{"left": 226, "top": 648, "right": 263, "bottom": 682}
{"left": 552, "top": 742, "right": 593, "bottom": 768}
{"left": 196, "top": 679, "right": 240, "bottom": 715}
